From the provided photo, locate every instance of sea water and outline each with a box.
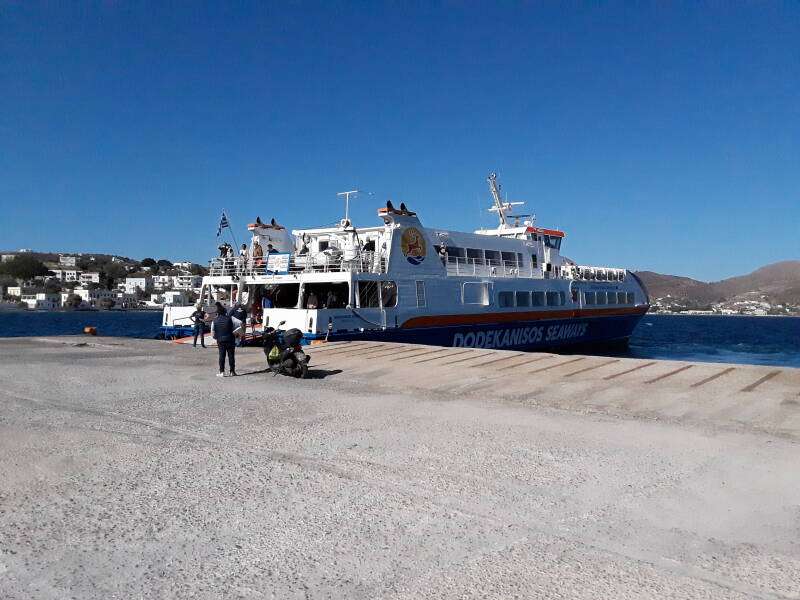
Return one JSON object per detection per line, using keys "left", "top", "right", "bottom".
{"left": 0, "top": 311, "right": 798, "bottom": 368}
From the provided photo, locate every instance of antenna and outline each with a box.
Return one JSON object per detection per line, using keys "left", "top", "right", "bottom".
{"left": 337, "top": 190, "right": 360, "bottom": 222}
{"left": 486, "top": 173, "right": 524, "bottom": 227}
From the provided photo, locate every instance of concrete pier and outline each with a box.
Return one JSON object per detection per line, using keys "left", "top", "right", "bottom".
{"left": 1, "top": 336, "right": 799, "bottom": 599}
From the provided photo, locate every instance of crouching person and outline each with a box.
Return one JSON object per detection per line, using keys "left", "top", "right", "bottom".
{"left": 211, "top": 307, "right": 242, "bottom": 377}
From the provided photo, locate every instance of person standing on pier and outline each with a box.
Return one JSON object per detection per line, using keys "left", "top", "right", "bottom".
{"left": 191, "top": 304, "right": 207, "bottom": 348}
{"left": 211, "top": 307, "right": 242, "bottom": 377}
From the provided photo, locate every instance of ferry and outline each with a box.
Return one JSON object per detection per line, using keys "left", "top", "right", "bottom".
{"left": 162, "top": 174, "right": 650, "bottom": 350}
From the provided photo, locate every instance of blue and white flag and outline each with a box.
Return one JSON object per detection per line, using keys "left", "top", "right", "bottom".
{"left": 216, "top": 211, "right": 230, "bottom": 237}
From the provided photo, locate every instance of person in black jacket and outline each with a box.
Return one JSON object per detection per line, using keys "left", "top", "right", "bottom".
{"left": 211, "top": 307, "right": 242, "bottom": 377}
{"left": 191, "top": 304, "right": 206, "bottom": 348}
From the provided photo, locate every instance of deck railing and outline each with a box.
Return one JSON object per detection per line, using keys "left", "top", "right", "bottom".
{"left": 207, "top": 253, "right": 626, "bottom": 282}
{"left": 208, "top": 251, "right": 387, "bottom": 278}
{"left": 444, "top": 257, "right": 627, "bottom": 282}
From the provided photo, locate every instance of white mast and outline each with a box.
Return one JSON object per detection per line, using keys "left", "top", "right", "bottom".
{"left": 338, "top": 190, "right": 360, "bottom": 223}
{"left": 486, "top": 173, "right": 524, "bottom": 228}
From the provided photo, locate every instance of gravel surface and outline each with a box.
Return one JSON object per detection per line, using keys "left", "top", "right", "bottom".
{"left": 1, "top": 337, "right": 798, "bottom": 599}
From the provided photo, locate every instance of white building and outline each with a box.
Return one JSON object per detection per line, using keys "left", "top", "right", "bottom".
{"left": 21, "top": 293, "right": 61, "bottom": 310}
{"left": 67, "top": 287, "right": 118, "bottom": 308}
{"left": 6, "top": 286, "right": 22, "bottom": 297}
{"left": 152, "top": 275, "right": 174, "bottom": 291}
{"left": 173, "top": 274, "right": 202, "bottom": 290}
{"left": 172, "top": 261, "right": 194, "bottom": 270}
{"left": 124, "top": 276, "right": 154, "bottom": 294}
{"left": 79, "top": 272, "right": 101, "bottom": 284}
{"left": 49, "top": 269, "right": 80, "bottom": 282}
{"left": 59, "top": 255, "right": 77, "bottom": 267}
{"left": 1, "top": 254, "right": 15, "bottom": 262}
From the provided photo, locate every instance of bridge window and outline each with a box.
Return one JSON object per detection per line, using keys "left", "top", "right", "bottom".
{"left": 627, "top": 292, "right": 635, "bottom": 304}
{"left": 516, "top": 291, "right": 531, "bottom": 307}
{"left": 501, "top": 251, "right": 516, "bottom": 265}
{"left": 532, "top": 291, "right": 546, "bottom": 306}
{"left": 498, "top": 291, "right": 515, "bottom": 308}
{"left": 607, "top": 291, "right": 617, "bottom": 305}
{"left": 485, "top": 250, "right": 500, "bottom": 264}
{"left": 595, "top": 291, "right": 606, "bottom": 304}
{"left": 584, "top": 291, "right": 596, "bottom": 305}
{"left": 544, "top": 236, "right": 562, "bottom": 250}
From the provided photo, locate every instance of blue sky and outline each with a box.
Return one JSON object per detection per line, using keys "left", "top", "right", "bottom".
{"left": 1, "top": 2, "right": 798, "bottom": 281}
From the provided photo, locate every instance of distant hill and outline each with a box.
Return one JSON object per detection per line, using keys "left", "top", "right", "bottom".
{"left": 636, "top": 261, "right": 800, "bottom": 306}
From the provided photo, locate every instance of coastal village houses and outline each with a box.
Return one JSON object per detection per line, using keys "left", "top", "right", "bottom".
{"left": 2, "top": 251, "right": 203, "bottom": 311}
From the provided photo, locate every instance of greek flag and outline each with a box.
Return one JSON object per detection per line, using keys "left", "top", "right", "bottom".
{"left": 216, "top": 211, "right": 229, "bottom": 237}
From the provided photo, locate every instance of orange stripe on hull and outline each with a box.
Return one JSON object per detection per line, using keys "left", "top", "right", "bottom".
{"left": 401, "top": 306, "right": 648, "bottom": 328}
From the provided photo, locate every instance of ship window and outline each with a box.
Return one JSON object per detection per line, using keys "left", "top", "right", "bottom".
{"left": 607, "top": 291, "right": 617, "bottom": 305}
{"left": 357, "top": 280, "right": 380, "bottom": 308}
{"left": 448, "top": 247, "right": 465, "bottom": 258}
{"left": 463, "top": 282, "right": 490, "bottom": 305}
{"left": 466, "top": 248, "right": 483, "bottom": 262}
{"left": 544, "top": 236, "right": 562, "bottom": 250}
{"left": 584, "top": 291, "right": 596, "bottom": 305}
{"left": 627, "top": 292, "right": 635, "bottom": 304}
{"left": 318, "top": 240, "right": 329, "bottom": 251}
{"left": 546, "top": 291, "right": 562, "bottom": 306}
{"left": 498, "top": 291, "right": 515, "bottom": 308}
{"left": 517, "top": 253, "right": 524, "bottom": 266}
{"left": 532, "top": 291, "right": 546, "bottom": 306}
{"left": 268, "top": 283, "right": 301, "bottom": 309}
{"left": 595, "top": 291, "right": 607, "bottom": 304}
{"left": 415, "top": 281, "right": 426, "bottom": 307}
{"left": 501, "top": 252, "right": 516, "bottom": 265}
{"left": 485, "top": 250, "right": 500, "bottom": 264}
{"left": 516, "top": 291, "right": 531, "bottom": 307}
{"left": 530, "top": 253, "right": 538, "bottom": 268}
{"left": 381, "top": 281, "right": 398, "bottom": 307}
{"left": 301, "top": 282, "right": 348, "bottom": 309}
{"left": 616, "top": 292, "right": 626, "bottom": 304}
{"left": 571, "top": 289, "right": 579, "bottom": 303}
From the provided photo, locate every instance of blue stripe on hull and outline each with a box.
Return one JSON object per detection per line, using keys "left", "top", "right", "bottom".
{"left": 308, "top": 313, "right": 645, "bottom": 351}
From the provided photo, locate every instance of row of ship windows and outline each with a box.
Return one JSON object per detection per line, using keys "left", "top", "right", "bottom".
{"left": 498, "top": 290, "right": 567, "bottom": 308}
{"left": 497, "top": 290, "right": 635, "bottom": 308}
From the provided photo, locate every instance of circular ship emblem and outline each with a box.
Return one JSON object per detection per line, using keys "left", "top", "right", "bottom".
{"left": 400, "top": 227, "right": 426, "bottom": 265}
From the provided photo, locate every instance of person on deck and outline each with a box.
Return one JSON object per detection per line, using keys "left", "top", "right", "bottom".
{"left": 211, "top": 307, "right": 242, "bottom": 377}
{"left": 191, "top": 304, "right": 206, "bottom": 348}
{"left": 238, "top": 243, "right": 249, "bottom": 274}
{"left": 252, "top": 241, "right": 264, "bottom": 267}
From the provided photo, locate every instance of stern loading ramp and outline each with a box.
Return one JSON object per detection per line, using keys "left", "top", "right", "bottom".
{"left": 306, "top": 341, "right": 800, "bottom": 438}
